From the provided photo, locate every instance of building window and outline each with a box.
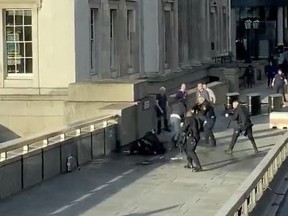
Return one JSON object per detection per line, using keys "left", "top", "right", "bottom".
{"left": 5, "top": 9, "right": 33, "bottom": 74}
{"left": 110, "top": 9, "right": 117, "bottom": 70}
{"left": 90, "top": 8, "right": 99, "bottom": 74}
{"left": 127, "top": 10, "right": 135, "bottom": 68}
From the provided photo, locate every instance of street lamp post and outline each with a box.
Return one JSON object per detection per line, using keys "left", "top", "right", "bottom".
{"left": 253, "top": 20, "right": 260, "bottom": 60}
{"left": 244, "top": 19, "right": 252, "bottom": 63}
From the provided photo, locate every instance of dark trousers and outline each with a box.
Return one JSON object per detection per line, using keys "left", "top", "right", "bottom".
{"left": 204, "top": 118, "right": 216, "bottom": 146}
{"left": 275, "top": 85, "right": 286, "bottom": 102}
{"left": 157, "top": 111, "right": 169, "bottom": 133}
{"left": 267, "top": 77, "right": 273, "bottom": 87}
{"left": 229, "top": 126, "right": 258, "bottom": 152}
{"left": 184, "top": 137, "right": 201, "bottom": 169}
{"left": 246, "top": 77, "right": 253, "bottom": 88}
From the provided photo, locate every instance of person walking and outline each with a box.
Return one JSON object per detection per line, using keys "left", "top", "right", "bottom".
{"left": 272, "top": 69, "right": 288, "bottom": 102}
{"left": 265, "top": 61, "right": 277, "bottom": 88}
{"left": 170, "top": 98, "right": 186, "bottom": 148}
{"left": 224, "top": 100, "right": 258, "bottom": 155}
{"left": 203, "top": 83, "right": 216, "bottom": 104}
{"left": 155, "top": 87, "right": 170, "bottom": 134}
{"left": 182, "top": 110, "right": 202, "bottom": 172}
{"left": 244, "top": 65, "right": 254, "bottom": 88}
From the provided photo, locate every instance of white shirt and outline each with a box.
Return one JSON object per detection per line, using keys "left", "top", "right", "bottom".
{"left": 206, "top": 88, "right": 216, "bottom": 104}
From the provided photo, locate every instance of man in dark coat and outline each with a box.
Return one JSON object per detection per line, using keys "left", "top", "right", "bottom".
{"left": 182, "top": 110, "right": 202, "bottom": 172}
{"left": 192, "top": 97, "right": 216, "bottom": 146}
{"left": 155, "top": 87, "right": 170, "bottom": 134}
{"left": 224, "top": 100, "right": 258, "bottom": 155}
{"left": 265, "top": 61, "right": 277, "bottom": 88}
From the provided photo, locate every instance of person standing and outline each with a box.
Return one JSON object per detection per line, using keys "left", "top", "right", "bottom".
{"left": 265, "top": 61, "right": 277, "bottom": 88}
{"left": 244, "top": 65, "right": 254, "bottom": 88}
{"left": 224, "top": 100, "right": 258, "bottom": 155}
{"left": 196, "top": 83, "right": 210, "bottom": 102}
{"left": 182, "top": 110, "right": 202, "bottom": 172}
{"left": 195, "top": 97, "right": 216, "bottom": 147}
{"left": 203, "top": 83, "right": 216, "bottom": 104}
{"left": 170, "top": 98, "right": 186, "bottom": 148}
{"left": 155, "top": 87, "right": 170, "bottom": 134}
{"left": 175, "top": 83, "right": 188, "bottom": 109}
{"left": 272, "top": 69, "right": 288, "bottom": 102}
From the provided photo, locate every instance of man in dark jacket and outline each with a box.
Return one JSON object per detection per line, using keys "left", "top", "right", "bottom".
{"left": 175, "top": 83, "right": 188, "bottom": 109}
{"left": 224, "top": 100, "right": 258, "bottom": 155}
{"left": 244, "top": 65, "right": 254, "bottom": 88}
{"left": 170, "top": 98, "right": 186, "bottom": 147}
{"left": 265, "top": 61, "right": 277, "bottom": 88}
{"left": 272, "top": 69, "right": 287, "bottom": 102}
{"left": 155, "top": 87, "right": 170, "bottom": 134}
{"left": 192, "top": 97, "right": 216, "bottom": 146}
{"left": 182, "top": 110, "right": 202, "bottom": 172}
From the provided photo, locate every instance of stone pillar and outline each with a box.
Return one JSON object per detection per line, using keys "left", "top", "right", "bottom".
{"left": 178, "top": 0, "right": 188, "bottom": 64}
{"left": 222, "top": 68, "right": 239, "bottom": 92}
{"left": 158, "top": 0, "right": 165, "bottom": 74}
{"left": 199, "top": 0, "right": 209, "bottom": 61}
{"left": 141, "top": 0, "right": 160, "bottom": 75}
{"left": 118, "top": 0, "right": 128, "bottom": 77}
{"left": 231, "top": 8, "right": 236, "bottom": 58}
{"left": 277, "top": 7, "right": 284, "bottom": 46}
{"left": 285, "top": 7, "right": 288, "bottom": 44}
{"left": 172, "top": 0, "right": 179, "bottom": 70}
{"left": 99, "top": 0, "right": 111, "bottom": 78}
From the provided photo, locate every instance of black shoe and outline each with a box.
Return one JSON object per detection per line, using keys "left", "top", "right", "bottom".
{"left": 224, "top": 149, "right": 233, "bottom": 155}
{"left": 192, "top": 167, "right": 203, "bottom": 172}
{"left": 184, "top": 164, "right": 192, "bottom": 169}
{"left": 157, "top": 131, "right": 161, "bottom": 135}
{"left": 254, "top": 149, "right": 259, "bottom": 154}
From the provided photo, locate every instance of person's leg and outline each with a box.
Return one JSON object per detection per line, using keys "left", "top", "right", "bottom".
{"left": 187, "top": 137, "right": 202, "bottom": 171}
{"left": 163, "top": 111, "right": 170, "bottom": 131}
{"left": 157, "top": 116, "right": 162, "bottom": 134}
{"left": 246, "top": 127, "right": 258, "bottom": 153}
{"left": 226, "top": 128, "right": 240, "bottom": 154}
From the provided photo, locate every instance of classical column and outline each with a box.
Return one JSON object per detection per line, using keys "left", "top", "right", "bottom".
{"left": 277, "top": 7, "right": 284, "bottom": 46}
{"left": 99, "top": 0, "right": 111, "bottom": 78}
{"left": 172, "top": 0, "right": 179, "bottom": 70}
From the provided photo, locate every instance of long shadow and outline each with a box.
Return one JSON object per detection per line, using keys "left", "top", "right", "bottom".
{"left": 0, "top": 124, "right": 20, "bottom": 143}
{"left": 122, "top": 204, "right": 180, "bottom": 216}
{"left": 204, "top": 151, "right": 267, "bottom": 172}
{"left": 215, "top": 131, "right": 285, "bottom": 147}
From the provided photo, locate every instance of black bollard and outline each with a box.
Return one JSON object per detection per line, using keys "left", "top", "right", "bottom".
{"left": 268, "top": 94, "right": 283, "bottom": 113}
{"left": 246, "top": 93, "right": 261, "bottom": 116}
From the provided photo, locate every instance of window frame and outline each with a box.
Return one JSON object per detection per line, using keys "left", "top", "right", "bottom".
{"left": 0, "top": 4, "right": 38, "bottom": 83}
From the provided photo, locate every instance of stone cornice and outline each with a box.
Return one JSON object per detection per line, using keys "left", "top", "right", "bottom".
{"left": 0, "top": 0, "right": 42, "bottom": 7}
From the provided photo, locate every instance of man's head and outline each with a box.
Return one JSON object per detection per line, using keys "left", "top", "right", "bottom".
{"left": 181, "top": 83, "right": 186, "bottom": 91}
{"left": 278, "top": 69, "right": 283, "bottom": 74}
{"left": 203, "top": 83, "right": 207, "bottom": 90}
{"left": 197, "top": 96, "right": 205, "bottom": 105}
{"left": 160, "top": 86, "right": 166, "bottom": 95}
{"left": 197, "top": 83, "right": 203, "bottom": 91}
{"left": 232, "top": 100, "right": 239, "bottom": 109}
{"left": 269, "top": 61, "right": 273, "bottom": 66}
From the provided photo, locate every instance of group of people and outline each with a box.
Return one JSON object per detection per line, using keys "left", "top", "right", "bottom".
{"left": 155, "top": 83, "right": 259, "bottom": 173}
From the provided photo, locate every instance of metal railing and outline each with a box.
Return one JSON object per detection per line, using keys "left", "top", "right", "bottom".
{"left": 0, "top": 115, "right": 118, "bottom": 162}
{"left": 216, "top": 133, "right": 288, "bottom": 216}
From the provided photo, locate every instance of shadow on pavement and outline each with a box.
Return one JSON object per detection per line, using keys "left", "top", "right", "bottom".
{"left": 122, "top": 204, "right": 180, "bottom": 216}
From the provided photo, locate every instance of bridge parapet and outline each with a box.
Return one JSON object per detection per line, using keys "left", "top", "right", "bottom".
{"left": 216, "top": 132, "right": 288, "bottom": 216}
{"left": 0, "top": 115, "right": 118, "bottom": 199}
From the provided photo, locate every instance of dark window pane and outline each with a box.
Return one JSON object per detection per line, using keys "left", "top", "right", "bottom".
{"left": 18, "top": 43, "right": 24, "bottom": 57}
{"left": 25, "top": 43, "right": 33, "bottom": 57}
{"left": 6, "top": 43, "right": 16, "bottom": 56}
{"left": 24, "top": 10, "right": 32, "bottom": 25}
{"left": 25, "top": 59, "right": 33, "bottom": 73}
{"left": 15, "top": 58, "right": 24, "bottom": 73}
{"left": 7, "top": 63, "right": 16, "bottom": 73}
{"left": 6, "top": 27, "right": 14, "bottom": 41}
{"left": 24, "top": 27, "right": 32, "bottom": 41}
{"left": 15, "top": 27, "right": 24, "bottom": 41}
{"left": 6, "top": 10, "right": 14, "bottom": 25}
{"left": 15, "top": 10, "right": 23, "bottom": 25}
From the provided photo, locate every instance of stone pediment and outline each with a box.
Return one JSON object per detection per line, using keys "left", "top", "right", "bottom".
{"left": 0, "top": 0, "right": 42, "bottom": 7}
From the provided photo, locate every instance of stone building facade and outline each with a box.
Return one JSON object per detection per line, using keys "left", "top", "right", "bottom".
{"left": 0, "top": 0, "right": 230, "bottom": 94}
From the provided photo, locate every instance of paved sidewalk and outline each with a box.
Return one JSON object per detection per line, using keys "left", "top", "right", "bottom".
{"left": 0, "top": 81, "right": 285, "bottom": 216}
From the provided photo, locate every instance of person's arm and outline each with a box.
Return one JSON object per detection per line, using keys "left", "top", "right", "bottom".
{"left": 210, "top": 90, "right": 216, "bottom": 104}
{"left": 271, "top": 76, "right": 276, "bottom": 87}
{"left": 155, "top": 95, "right": 163, "bottom": 113}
